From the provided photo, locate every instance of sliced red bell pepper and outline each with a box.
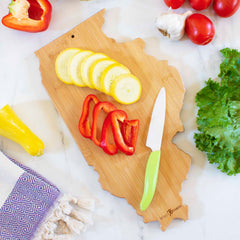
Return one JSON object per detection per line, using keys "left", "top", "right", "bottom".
{"left": 100, "top": 113, "right": 118, "bottom": 155}
{"left": 121, "top": 119, "right": 139, "bottom": 148}
{"left": 108, "top": 110, "right": 136, "bottom": 155}
{"left": 2, "top": 0, "right": 52, "bottom": 33}
{"left": 79, "top": 94, "right": 139, "bottom": 156}
{"left": 91, "top": 101, "right": 117, "bottom": 146}
{"left": 78, "top": 94, "right": 99, "bottom": 138}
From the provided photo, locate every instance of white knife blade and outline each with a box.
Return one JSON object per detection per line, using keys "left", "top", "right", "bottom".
{"left": 146, "top": 87, "right": 166, "bottom": 151}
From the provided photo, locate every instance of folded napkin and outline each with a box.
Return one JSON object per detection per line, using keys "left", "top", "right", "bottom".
{"left": 0, "top": 151, "right": 95, "bottom": 240}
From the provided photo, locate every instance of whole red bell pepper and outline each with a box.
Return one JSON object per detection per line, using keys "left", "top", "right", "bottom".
{"left": 91, "top": 101, "right": 116, "bottom": 146}
{"left": 2, "top": 0, "right": 52, "bottom": 32}
{"left": 78, "top": 94, "right": 100, "bottom": 138}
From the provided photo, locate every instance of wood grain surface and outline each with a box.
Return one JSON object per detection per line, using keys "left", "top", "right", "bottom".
{"left": 35, "top": 9, "right": 191, "bottom": 231}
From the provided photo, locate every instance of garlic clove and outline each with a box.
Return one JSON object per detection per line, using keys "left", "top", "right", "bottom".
{"left": 155, "top": 10, "right": 192, "bottom": 41}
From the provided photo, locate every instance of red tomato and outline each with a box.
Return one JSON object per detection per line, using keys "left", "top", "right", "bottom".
{"left": 213, "top": 0, "right": 240, "bottom": 17}
{"left": 163, "top": 0, "right": 185, "bottom": 9}
{"left": 190, "top": 0, "right": 212, "bottom": 10}
{"left": 185, "top": 13, "right": 215, "bottom": 45}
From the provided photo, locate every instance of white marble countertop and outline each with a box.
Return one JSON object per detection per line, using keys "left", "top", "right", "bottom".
{"left": 0, "top": 0, "right": 240, "bottom": 239}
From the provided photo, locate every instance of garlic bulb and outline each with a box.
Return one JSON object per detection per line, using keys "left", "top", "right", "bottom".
{"left": 155, "top": 10, "right": 192, "bottom": 41}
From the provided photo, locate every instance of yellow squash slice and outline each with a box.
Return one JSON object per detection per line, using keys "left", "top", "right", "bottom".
{"left": 90, "top": 59, "right": 116, "bottom": 90}
{"left": 69, "top": 50, "right": 93, "bottom": 86}
{"left": 80, "top": 53, "right": 108, "bottom": 88}
{"left": 101, "top": 63, "right": 130, "bottom": 94}
{"left": 55, "top": 48, "right": 81, "bottom": 84}
{"left": 110, "top": 74, "right": 142, "bottom": 104}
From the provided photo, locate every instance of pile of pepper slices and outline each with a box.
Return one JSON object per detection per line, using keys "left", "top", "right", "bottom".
{"left": 79, "top": 95, "right": 139, "bottom": 155}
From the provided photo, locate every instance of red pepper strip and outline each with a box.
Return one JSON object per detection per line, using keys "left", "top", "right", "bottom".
{"left": 121, "top": 119, "right": 139, "bottom": 148}
{"left": 110, "top": 110, "right": 136, "bottom": 156}
{"left": 2, "top": 0, "right": 52, "bottom": 32}
{"left": 100, "top": 113, "right": 118, "bottom": 155}
{"left": 78, "top": 94, "right": 99, "bottom": 138}
{"left": 91, "top": 102, "right": 117, "bottom": 146}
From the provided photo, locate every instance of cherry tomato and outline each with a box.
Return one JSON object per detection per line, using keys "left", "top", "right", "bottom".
{"left": 163, "top": 0, "right": 185, "bottom": 9}
{"left": 213, "top": 0, "right": 240, "bottom": 17}
{"left": 185, "top": 13, "right": 215, "bottom": 45}
{"left": 190, "top": 0, "right": 212, "bottom": 10}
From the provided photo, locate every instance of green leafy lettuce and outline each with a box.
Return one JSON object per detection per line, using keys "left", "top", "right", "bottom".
{"left": 194, "top": 48, "right": 240, "bottom": 175}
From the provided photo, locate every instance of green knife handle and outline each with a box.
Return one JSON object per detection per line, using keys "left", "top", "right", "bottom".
{"left": 140, "top": 150, "right": 161, "bottom": 211}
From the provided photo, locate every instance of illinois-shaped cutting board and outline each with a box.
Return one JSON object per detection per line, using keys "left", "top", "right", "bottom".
{"left": 35, "top": 9, "right": 191, "bottom": 231}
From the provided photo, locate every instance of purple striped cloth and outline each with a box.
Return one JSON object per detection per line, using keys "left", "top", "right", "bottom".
{"left": 0, "top": 152, "right": 95, "bottom": 240}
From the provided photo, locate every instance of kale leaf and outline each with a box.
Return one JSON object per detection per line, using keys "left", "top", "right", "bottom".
{"left": 194, "top": 48, "right": 240, "bottom": 175}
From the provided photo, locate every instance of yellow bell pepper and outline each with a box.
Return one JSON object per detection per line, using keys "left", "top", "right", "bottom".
{"left": 0, "top": 104, "right": 44, "bottom": 156}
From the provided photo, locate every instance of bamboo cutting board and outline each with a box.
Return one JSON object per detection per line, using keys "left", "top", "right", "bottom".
{"left": 35, "top": 9, "right": 191, "bottom": 231}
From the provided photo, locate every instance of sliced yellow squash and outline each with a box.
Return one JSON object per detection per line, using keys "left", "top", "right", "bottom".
{"left": 56, "top": 48, "right": 142, "bottom": 105}
{"left": 101, "top": 63, "right": 130, "bottom": 94}
{"left": 69, "top": 50, "right": 93, "bottom": 86}
{"left": 55, "top": 48, "right": 81, "bottom": 84}
{"left": 90, "top": 59, "right": 116, "bottom": 90}
{"left": 110, "top": 74, "right": 142, "bottom": 104}
{"left": 80, "top": 53, "right": 108, "bottom": 88}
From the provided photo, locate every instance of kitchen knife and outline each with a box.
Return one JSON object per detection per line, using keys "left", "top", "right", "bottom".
{"left": 140, "top": 87, "right": 166, "bottom": 211}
